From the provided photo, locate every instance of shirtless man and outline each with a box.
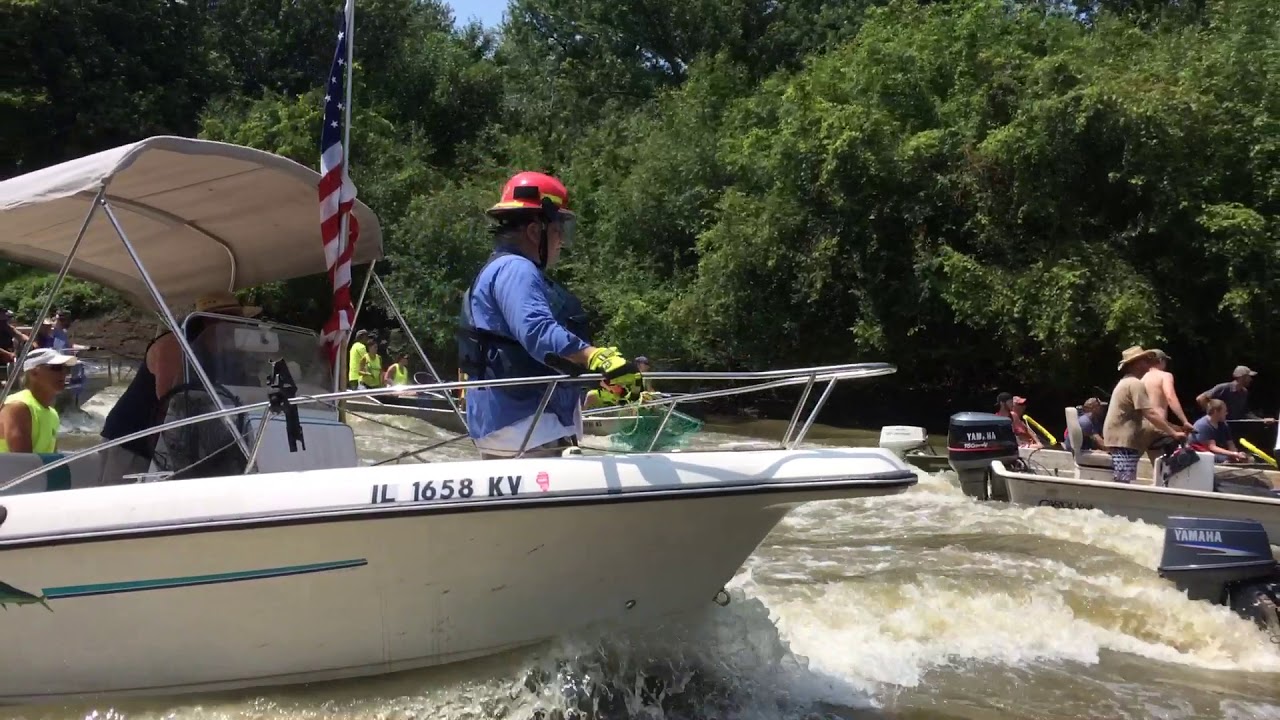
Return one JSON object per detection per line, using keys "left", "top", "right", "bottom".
{"left": 1142, "top": 349, "right": 1194, "bottom": 435}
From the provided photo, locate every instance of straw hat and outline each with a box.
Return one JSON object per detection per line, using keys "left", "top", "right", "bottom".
{"left": 194, "top": 290, "right": 261, "bottom": 318}
{"left": 1117, "top": 345, "right": 1156, "bottom": 371}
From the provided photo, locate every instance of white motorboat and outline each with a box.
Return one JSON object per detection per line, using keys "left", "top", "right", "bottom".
{"left": 884, "top": 406, "right": 1280, "bottom": 500}
{"left": 0, "top": 136, "right": 917, "bottom": 705}
{"left": 993, "top": 460, "right": 1280, "bottom": 540}
{"left": 931, "top": 404, "right": 1280, "bottom": 538}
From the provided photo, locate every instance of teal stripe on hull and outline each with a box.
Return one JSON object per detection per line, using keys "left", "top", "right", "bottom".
{"left": 42, "top": 559, "right": 368, "bottom": 600}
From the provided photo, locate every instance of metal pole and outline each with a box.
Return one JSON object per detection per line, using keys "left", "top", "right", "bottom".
{"left": 790, "top": 377, "right": 838, "bottom": 449}
{"left": 515, "top": 380, "right": 558, "bottom": 458}
{"left": 100, "top": 200, "right": 252, "bottom": 459}
{"left": 331, "top": 0, "right": 358, "bottom": 399}
{"left": 242, "top": 406, "right": 275, "bottom": 474}
{"left": 371, "top": 274, "right": 467, "bottom": 431}
{"left": 334, "top": 261, "right": 376, "bottom": 396}
{"left": 645, "top": 399, "right": 680, "bottom": 453}
{"left": 780, "top": 372, "right": 816, "bottom": 448}
{"left": 0, "top": 363, "right": 897, "bottom": 493}
{"left": 2, "top": 186, "right": 104, "bottom": 400}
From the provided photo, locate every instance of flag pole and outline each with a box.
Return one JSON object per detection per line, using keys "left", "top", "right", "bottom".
{"left": 334, "top": 0, "right": 357, "bottom": 397}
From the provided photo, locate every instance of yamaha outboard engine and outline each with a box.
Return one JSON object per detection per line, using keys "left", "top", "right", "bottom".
{"left": 1158, "top": 516, "right": 1280, "bottom": 639}
{"left": 946, "top": 412, "right": 1019, "bottom": 501}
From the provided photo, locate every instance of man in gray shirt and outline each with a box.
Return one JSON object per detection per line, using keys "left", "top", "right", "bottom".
{"left": 1196, "top": 365, "right": 1276, "bottom": 424}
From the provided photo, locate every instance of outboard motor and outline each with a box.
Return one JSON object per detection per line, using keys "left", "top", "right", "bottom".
{"left": 1158, "top": 516, "right": 1280, "bottom": 640}
{"left": 879, "top": 426, "right": 928, "bottom": 457}
{"left": 947, "top": 412, "right": 1019, "bottom": 501}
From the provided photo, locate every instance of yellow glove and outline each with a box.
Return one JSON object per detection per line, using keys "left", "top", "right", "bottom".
{"left": 587, "top": 347, "right": 643, "bottom": 402}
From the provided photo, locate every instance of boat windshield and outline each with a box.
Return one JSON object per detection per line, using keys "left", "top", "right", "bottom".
{"left": 182, "top": 315, "right": 331, "bottom": 395}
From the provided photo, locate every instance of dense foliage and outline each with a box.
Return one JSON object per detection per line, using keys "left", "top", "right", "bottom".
{"left": 3, "top": 0, "right": 1277, "bottom": 415}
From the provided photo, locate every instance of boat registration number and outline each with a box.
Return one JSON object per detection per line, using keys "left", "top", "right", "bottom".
{"left": 369, "top": 475, "right": 523, "bottom": 504}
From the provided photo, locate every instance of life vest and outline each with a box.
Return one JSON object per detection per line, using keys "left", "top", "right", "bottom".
{"left": 365, "top": 353, "right": 383, "bottom": 388}
{"left": 347, "top": 341, "right": 368, "bottom": 383}
{"left": 0, "top": 389, "right": 59, "bottom": 454}
{"left": 456, "top": 251, "right": 591, "bottom": 383}
{"left": 389, "top": 363, "right": 408, "bottom": 386}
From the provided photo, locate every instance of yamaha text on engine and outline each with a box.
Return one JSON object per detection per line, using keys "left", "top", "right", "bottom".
{"left": 946, "top": 412, "right": 1019, "bottom": 501}
{"left": 1158, "top": 516, "right": 1280, "bottom": 643}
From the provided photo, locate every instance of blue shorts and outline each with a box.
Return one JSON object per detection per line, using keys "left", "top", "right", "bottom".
{"left": 1111, "top": 448, "right": 1141, "bottom": 483}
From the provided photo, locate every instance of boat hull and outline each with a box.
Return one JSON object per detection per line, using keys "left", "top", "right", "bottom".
{"left": 0, "top": 448, "right": 915, "bottom": 704}
{"left": 996, "top": 461, "right": 1280, "bottom": 539}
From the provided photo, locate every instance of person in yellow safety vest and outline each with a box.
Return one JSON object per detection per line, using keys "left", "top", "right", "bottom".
{"left": 362, "top": 336, "right": 384, "bottom": 389}
{"left": 384, "top": 353, "right": 411, "bottom": 387}
{"left": 347, "top": 329, "right": 370, "bottom": 390}
{"left": 0, "top": 348, "right": 78, "bottom": 453}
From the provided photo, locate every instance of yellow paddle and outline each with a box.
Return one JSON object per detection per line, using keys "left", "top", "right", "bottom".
{"left": 1021, "top": 413, "right": 1060, "bottom": 448}
{"left": 1238, "top": 438, "right": 1277, "bottom": 468}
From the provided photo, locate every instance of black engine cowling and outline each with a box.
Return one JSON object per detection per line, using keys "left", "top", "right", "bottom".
{"left": 1159, "top": 516, "right": 1280, "bottom": 639}
{"left": 947, "top": 412, "right": 1019, "bottom": 501}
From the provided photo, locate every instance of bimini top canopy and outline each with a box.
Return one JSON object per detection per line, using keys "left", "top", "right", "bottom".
{"left": 0, "top": 136, "right": 383, "bottom": 310}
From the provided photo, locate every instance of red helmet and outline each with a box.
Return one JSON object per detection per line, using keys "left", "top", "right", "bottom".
{"left": 487, "top": 171, "right": 574, "bottom": 219}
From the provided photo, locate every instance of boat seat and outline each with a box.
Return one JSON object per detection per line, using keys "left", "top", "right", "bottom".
{"left": 1065, "top": 406, "right": 1113, "bottom": 470}
{"left": 0, "top": 451, "right": 106, "bottom": 495}
{"left": 1076, "top": 450, "right": 1114, "bottom": 470}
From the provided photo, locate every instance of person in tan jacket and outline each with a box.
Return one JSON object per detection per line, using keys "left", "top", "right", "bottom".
{"left": 1104, "top": 346, "right": 1186, "bottom": 483}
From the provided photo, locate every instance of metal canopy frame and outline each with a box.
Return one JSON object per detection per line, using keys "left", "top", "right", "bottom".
{"left": 2, "top": 190, "right": 254, "bottom": 457}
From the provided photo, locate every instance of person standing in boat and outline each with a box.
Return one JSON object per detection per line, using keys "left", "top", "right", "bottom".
{"left": 1141, "top": 349, "right": 1194, "bottom": 435}
{"left": 0, "top": 348, "right": 78, "bottom": 454}
{"left": 1103, "top": 346, "right": 1186, "bottom": 483}
{"left": 995, "top": 393, "right": 1041, "bottom": 449}
{"left": 361, "top": 335, "right": 384, "bottom": 390}
{"left": 458, "top": 171, "right": 643, "bottom": 458}
{"left": 97, "top": 292, "right": 262, "bottom": 483}
{"left": 0, "top": 308, "right": 29, "bottom": 370}
{"left": 49, "top": 312, "right": 73, "bottom": 351}
{"left": 1195, "top": 366, "right": 1276, "bottom": 424}
{"left": 347, "top": 329, "right": 370, "bottom": 390}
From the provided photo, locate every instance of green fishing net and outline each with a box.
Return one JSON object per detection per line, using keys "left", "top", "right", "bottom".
{"left": 608, "top": 405, "right": 704, "bottom": 452}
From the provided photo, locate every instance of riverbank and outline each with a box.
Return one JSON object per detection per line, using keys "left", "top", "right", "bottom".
{"left": 66, "top": 310, "right": 162, "bottom": 363}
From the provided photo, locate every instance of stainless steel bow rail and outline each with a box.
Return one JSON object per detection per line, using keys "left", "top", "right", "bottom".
{"left": 0, "top": 362, "right": 896, "bottom": 493}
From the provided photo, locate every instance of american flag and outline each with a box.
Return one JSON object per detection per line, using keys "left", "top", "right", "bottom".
{"left": 318, "top": 0, "right": 359, "bottom": 369}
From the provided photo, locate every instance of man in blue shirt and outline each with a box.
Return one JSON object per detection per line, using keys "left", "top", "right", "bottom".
{"left": 1191, "top": 398, "right": 1248, "bottom": 464}
{"left": 458, "top": 172, "right": 643, "bottom": 458}
{"left": 1064, "top": 397, "right": 1107, "bottom": 452}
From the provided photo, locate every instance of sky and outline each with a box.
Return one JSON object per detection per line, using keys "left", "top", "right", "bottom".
{"left": 448, "top": 0, "right": 507, "bottom": 28}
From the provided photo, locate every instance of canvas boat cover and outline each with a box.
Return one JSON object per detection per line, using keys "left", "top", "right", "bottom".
{"left": 0, "top": 136, "right": 383, "bottom": 310}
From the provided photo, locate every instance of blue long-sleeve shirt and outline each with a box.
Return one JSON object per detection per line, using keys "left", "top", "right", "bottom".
{"left": 465, "top": 250, "right": 590, "bottom": 452}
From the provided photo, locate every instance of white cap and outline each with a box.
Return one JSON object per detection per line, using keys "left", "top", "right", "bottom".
{"left": 22, "top": 348, "right": 78, "bottom": 373}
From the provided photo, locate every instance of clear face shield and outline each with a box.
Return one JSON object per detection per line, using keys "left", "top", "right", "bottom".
{"left": 554, "top": 211, "right": 576, "bottom": 248}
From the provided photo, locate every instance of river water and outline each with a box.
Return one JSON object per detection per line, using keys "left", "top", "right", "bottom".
{"left": 9, "top": 388, "right": 1280, "bottom": 720}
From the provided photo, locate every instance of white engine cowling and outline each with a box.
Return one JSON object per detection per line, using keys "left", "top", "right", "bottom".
{"left": 1157, "top": 451, "right": 1216, "bottom": 492}
{"left": 879, "top": 425, "right": 928, "bottom": 456}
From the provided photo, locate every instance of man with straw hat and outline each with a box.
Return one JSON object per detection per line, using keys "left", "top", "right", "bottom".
{"left": 1103, "top": 346, "right": 1187, "bottom": 483}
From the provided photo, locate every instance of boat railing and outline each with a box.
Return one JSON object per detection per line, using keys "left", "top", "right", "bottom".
{"left": 0, "top": 362, "right": 895, "bottom": 493}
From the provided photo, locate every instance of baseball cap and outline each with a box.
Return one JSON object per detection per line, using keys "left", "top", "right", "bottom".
{"left": 1012, "top": 395, "right": 1028, "bottom": 405}
{"left": 1234, "top": 365, "right": 1258, "bottom": 378}
{"left": 634, "top": 356, "right": 650, "bottom": 365}
{"left": 22, "top": 348, "right": 79, "bottom": 373}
